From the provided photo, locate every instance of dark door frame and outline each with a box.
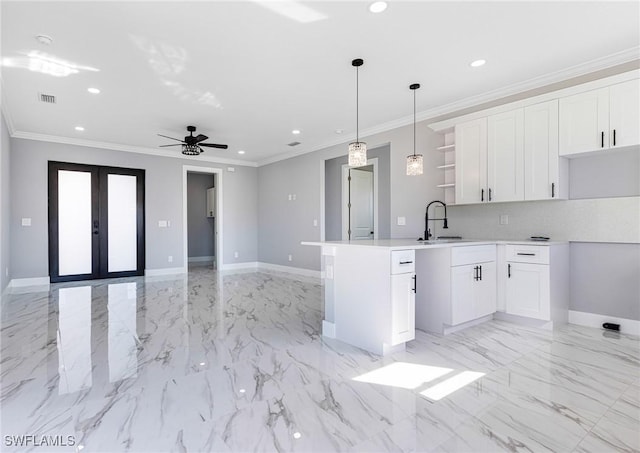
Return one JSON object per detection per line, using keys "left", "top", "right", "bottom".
{"left": 48, "top": 161, "right": 145, "bottom": 283}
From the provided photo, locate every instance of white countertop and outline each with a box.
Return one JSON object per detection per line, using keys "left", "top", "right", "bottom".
{"left": 301, "top": 238, "right": 568, "bottom": 250}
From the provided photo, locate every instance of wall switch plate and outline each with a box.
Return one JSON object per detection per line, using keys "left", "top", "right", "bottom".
{"left": 313, "top": 219, "right": 318, "bottom": 227}
{"left": 227, "top": 167, "right": 235, "bottom": 172}
{"left": 168, "top": 255, "right": 173, "bottom": 263}
{"left": 234, "top": 251, "right": 239, "bottom": 258}
{"left": 21, "top": 218, "right": 32, "bottom": 226}
{"left": 158, "top": 220, "right": 167, "bottom": 227}
{"left": 292, "top": 194, "right": 296, "bottom": 201}
{"left": 288, "top": 254, "right": 292, "bottom": 262}
{"left": 397, "top": 217, "right": 406, "bottom": 226}
{"left": 500, "top": 214, "right": 509, "bottom": 225}
{"left": 288, "top": 194, "right": 292, "bottom": 201}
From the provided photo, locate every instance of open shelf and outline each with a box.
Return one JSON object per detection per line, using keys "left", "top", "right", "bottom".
{"left": 437, "top": 163, "right": 456, "bottom": 169}
{"left": 437, "top": 144, "right": 455, "bottom": 151}
{"left": 437, "top": 183, "right": 456, "bottom": 188}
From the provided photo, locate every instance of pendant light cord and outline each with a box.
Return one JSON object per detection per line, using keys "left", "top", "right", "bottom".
{"left": 413, "top": 87, "right": 416, "bottom": 156}
{"left": 356, "top": 65, "right": 359, "bottom": 143}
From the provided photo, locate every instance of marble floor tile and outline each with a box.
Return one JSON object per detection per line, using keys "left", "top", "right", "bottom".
{"left": 1, "top": 267, "right": 639, "bottom": 452}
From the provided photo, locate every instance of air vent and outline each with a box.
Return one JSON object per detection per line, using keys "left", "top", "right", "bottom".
{"left": 287, "top": 141, "right": 301, "bottom": 147}
{"left": 38, "top": 93, "right": 56, "bottom": 104}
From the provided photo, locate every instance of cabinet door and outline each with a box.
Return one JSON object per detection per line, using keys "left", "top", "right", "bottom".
{"left": 559, "top": 88, "right": 609, "bottom": 156}
{"left": 455, "top": 118, "right": 487, "bottom": 204}
{"left": 450, "top": 264, "right": 477, "bottom": 325}
{"left": 476, "top": 262, "right": 497, "bottom": 318}
{"left": 505, "top": 262, "right": 550, "bottom": 320}
{"left": 609, "top": 79, "right": 640, "bottom": 149}
{"left": 488, "top": 109, "right": 524, "bottom": 202}
{"left": 390, "top": 273, "right": 415, "bottom": 345}
{"left": 524, "top": 100, "right": 560, "bottom": 200}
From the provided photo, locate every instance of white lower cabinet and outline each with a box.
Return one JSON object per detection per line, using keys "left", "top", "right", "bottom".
{"left": 417, "top": 245, "right": 496, "bottom": 334}
{"left": 501, "top": 243, "right": 569, "bottom": 324}
{"left": 391, "top": 272, "right": 415, "bottom": 345}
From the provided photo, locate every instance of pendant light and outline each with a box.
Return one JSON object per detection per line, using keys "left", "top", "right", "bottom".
{"left": 406, "top": 83, "right": 424, "bottom": 176}
{"left": 348, "top": 58, "right": 367, "bottom": 167}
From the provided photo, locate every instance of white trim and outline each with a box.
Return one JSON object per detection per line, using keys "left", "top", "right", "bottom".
{"left": 11, "top": 132, "right": 257, "bottom": 167}
{"left": 145, "top": 267, "right": 186, "bottom": 277}
{"left": 188, "top": 256, "right": 215, "bottom": 263}
{"left": 322, "top": 320, "right": 336, "bottom": 338}
{"left": 568, "top": 310, "right": 640, "bottom": 337}
{"left": 440, "top": 314, "right": 494, "bottom": 335}
{"left": 8, "top": 277, "right": 50, "bottom": 288}
{"left": 183, "top": 166, "right": 223, "bottom": 274}
{"left": 493, "top": 311, "right": 554, "bottom": 331}
{"left": 221, "top": 261, "right": 258, "bottom": 271}
{"left": 429, "top": 68, "right": 640, "bottom": 132}
{"left": 257, "top": 262, "right": 321, "bottom": 279}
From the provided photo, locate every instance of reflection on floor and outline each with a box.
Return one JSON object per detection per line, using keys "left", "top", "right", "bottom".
{"left": 1, "top": 267, "right": 638, "bottom": 452}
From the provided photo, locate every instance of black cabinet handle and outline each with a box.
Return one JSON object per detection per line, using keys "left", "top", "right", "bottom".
{"left": 613, "top": 129, "right": 616, "bottom": 146}
{"left": 473, "top": 266, "right": 479, "bottom": 281}
{"left": 601, "top": 131, "right": 605, "bottom": 148}
{"left": 517, "top": 252, "right": 536, "bottom": 256}
{"left": 551, "top": 182, "right": 555, "bottom": 198}
{"left": 412, "top": 275, "right": 417, "bottom": 293}
{"left": 479, "top": 265, "right": 482, "bottom": 281}
{"left": 488, "top": 188, "right": 492, "bottom": 201}
{"left": 481, "top": 189, "right": 484, "bottom": 202}
{"left": 399, "top": 261, "right": 413, "bottom": 265}
{"left": 508, "top": 263, "right": 511, "bottom": 278}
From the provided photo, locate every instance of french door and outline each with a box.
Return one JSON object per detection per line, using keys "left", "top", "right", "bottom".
{"left": 48, "top": 162, "right": 145, "bottom": 283}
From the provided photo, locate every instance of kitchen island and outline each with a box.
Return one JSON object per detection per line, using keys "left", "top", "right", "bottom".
{"left": 302, "top": 239, "right": 569, "bottom": 355}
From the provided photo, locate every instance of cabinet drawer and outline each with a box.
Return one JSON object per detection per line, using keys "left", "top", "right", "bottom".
{"left": 506, "top": 244, "right": 549, "bottom": 264}
{"left": 391, "top": 250, "right": 415, "bottom": 274}
{"left": 451, "top": 245, "right": 496, "bottom": 266}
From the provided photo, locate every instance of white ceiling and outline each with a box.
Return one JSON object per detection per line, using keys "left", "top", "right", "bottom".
{"left": 2, "top": 1, "right": 639, "bottom": 166}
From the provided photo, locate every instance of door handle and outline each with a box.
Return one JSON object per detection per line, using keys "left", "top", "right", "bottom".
{"left": 93, "top": 220, "right": 99, "bottom": 235}
{"left": 412, "top": 275, "right": 417, "bottom": 293}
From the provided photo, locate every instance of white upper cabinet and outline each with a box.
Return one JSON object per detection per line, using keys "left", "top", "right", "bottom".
{"left": 609, "top": 79, "right": 640, "bottom": 149}
{"left": 487, "top": 109, "right": 524, "bottom": 203}
{"left": 559, "top": 79, "right": 639, "bottom": 156}
{"left": 524, "top": 100, "right": 566, "bottom": 200}
{"left": 455, "top": 118, "right": 487, "bottom": 204}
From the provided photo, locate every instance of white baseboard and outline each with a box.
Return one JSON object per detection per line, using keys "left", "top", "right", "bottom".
{"left": 322, "top": 320, "right": 336, "bottom": 338}
{"left": 188, "top": 256, "right": 215, "bottom": 263}
{"left": 8, "top": 277, "right": 50, "bottom": 288}
{"left": 493, "top": 311, "right": 554, "bottom": 330}
{"left": 568, "top": 310, "right": 640, "bottom": 336}
{"left": 145, "top": 267, "right": 187, "bottom": 277}
{"left": 257, "top": 262, "right": 321, "bottom": 279}
{"left": 221, "top": 262, "right": 258, "bottom": 271}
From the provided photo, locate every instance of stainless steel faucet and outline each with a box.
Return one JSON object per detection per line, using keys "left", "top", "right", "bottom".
{"left": 421, "top": 200, "right": 448, "bottom": 241}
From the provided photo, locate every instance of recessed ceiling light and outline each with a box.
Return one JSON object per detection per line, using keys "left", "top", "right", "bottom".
{"left": 87, "top": 87, "right": 100, "bottom": 94}
{"left": 470, "top": 59, "right": 486, "bottom": 68}
{"left": 75, "top": 126, "right": 85, "bottom": 131}
{"left": 238, "top": 150, "right": 245, "bottom": 155}
{"left": 369, "top": 1, "right": 387, "bottom": 13}
{"left": 293, "top": 432, "right": 302, "bottom": 439}
{"left": 35, "top": 34, "right": 53, "bottom": 45}
{"left": 291, "top": 129, "right": 301, "bottom": 135}
{"left": 239, "top": 388, "right": 246, "bottom": 393}
{"left": 199, "top": 362, "right": 205, "bottom": 366}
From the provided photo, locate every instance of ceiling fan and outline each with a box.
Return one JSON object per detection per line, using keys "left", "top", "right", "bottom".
{"left": 158, "top": 125, "right": 228, "bottom": 155}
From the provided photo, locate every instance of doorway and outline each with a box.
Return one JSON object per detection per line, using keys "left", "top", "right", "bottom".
{"left": 48, "top": 161, "right": 145, "bottom": 283}
{"left": 186, "top": 172, "right": 216, "bottom": 269}
{"left": 342, "top": 159, "right": 378, "bottom": 240}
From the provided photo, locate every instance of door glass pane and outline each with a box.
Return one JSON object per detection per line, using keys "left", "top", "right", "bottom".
{"left": 58, "top": 170, "right": 92, "bottom": 276}
{"left": 108, "top": 174, "right": 137, "bottom": 272}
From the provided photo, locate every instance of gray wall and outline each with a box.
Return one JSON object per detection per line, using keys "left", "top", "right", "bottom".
{"left": 324, "top": 144, "right": 391, "bottom": 241}
{"left": 10, "top": 138, "right": 257, "bottom": 279}
{"left": 257, "top": 121, "right": 442, "bottom": 270}
{"left": 187, "top": 173, "right": 215, "bottom": 259}
{"left": 571, "top": 242, "right": 640, "bottom": 320}
{"left": 569, "top": 148, "right": 640, "bottom": 199}
{"left": 0, "top": 113, "right": 10, "bottom": 290}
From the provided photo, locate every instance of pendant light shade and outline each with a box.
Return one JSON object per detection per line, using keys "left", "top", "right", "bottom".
{"left": 406, "top": 83, "right": 424, "bottom": 175}
{"left": 348, "top": 58, "right": 367, "bottom": 167}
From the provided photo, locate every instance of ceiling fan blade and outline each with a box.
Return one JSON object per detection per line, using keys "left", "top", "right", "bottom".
{"left": 199, "top": 143, "right": 229, "bottom": 149}
{"left": 157, "top": 134, "right": 185, "bottom": 143}
{"left": 159, "top": 144, "right": 181, "bottom": 147}
{"left": 194, "top": 134, "right": 209, "bottom": 143}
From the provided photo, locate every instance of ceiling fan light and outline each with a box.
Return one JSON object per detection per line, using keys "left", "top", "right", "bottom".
{"left": 348, "top": 141, "right": 367, "bottom": 167}
{"left": 182, "top": 144, "right": 200, "bottom": 155}
{"left": 406, "top": 154, "right": 424, "bottom": 175}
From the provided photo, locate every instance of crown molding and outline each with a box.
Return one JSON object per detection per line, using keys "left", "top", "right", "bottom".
{"left": 0, "top": 77, "right": 17, "bottom": 136}
{"left": 257, "top": 47, "right": 640, "bottom": 167}
{"left": 10, "top": 131, "right": 258, "bottom": 167}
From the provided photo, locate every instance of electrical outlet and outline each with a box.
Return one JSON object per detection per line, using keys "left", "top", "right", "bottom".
{"left": 288, "top": 254, "right": 292, "bottom": 262}
{"left": 158, "top": 220, "right": 167, "bottom": 228}
{"left": 313, "top": 219, "right": 318, "bottom": 227}
{"left": 21, "top": 218, "right": 32, "bottom": 226}
{"left": 234, "top": 251, "right": 239, "bottom": 258}
{"left": 288, "top": 194, "right": 292, "bottom": 201}
{"left": 500, "top": 214, "right": 509, "bottom": 225}
{"left": 397, "top": 217, "right": 406, "bottom": 226}
{"left": 292, "top": 194, "right": 296, "bottom": 201}
{"left": 168, "top": 255, "right": 173, "bottom": 263}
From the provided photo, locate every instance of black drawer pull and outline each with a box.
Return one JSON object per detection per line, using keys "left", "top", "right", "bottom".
{"left": 601, "top": 131, "right": 605, "bottom": 148}
{"left": 517, "top": 252, "right": 536, "bottom": 256}
{"left": 488, "top": 188, "right": 492, "bottom": 201}
{"left": 508, "top": 263, "right": 511, "bottom": 278}
{"left": 613, "top": 129, "right": 616, "bottom": 146}
{"left": 399, "top": 260, "right": 413, "bottom": 265}
{"left": 481, "top": 189, "right": 484, "bottom": 202}
{"left": 551, "top": 182, "right": 555, "bottom": 198}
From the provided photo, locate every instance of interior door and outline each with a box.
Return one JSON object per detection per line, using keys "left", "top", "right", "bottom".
{"left": 48, "top": 162, "right": 145, "bottom": 282}
{"left": 350, "top": 168, "right": 374, "bottom": 239}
